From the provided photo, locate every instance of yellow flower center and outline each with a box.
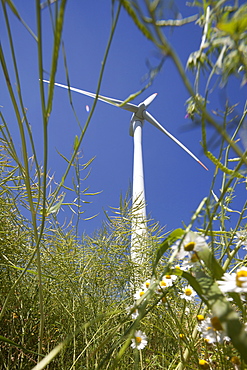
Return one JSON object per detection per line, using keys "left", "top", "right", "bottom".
{"left": 231, "top": 356, "right": 240, "bottom": 365}
{"left": 139, "top": 291, "right": 145, "bottom": 297}
{"left": 144, "top": 281, "right": 150, "bottom": 288}
{"left": 184, "top": 241, "right": 195, "bottom": 251}
{"left": 160, "top": 280, "right": 167, "bottom": 287}
{"left": 185, "top": 288, "right": 192, "bottom": 296}
{"left": 197, "top": 314, "right": 205, "bottom": 322}
{"left": 199, "top": 359, "right": 209, "bottom": 369}
{"left": 210, "top": 316, "right": 223, "bottom": 331}
{"left": 135, "top": 336, "right": 142, "bottom": 344}
{"left": 179, "top": 333, "right": 185, "bottom": 338}
{"left": 236, "top": 270, "right": 247, "bottom": 287}
{"left": 165, "top": 274, "right": 171, "bottom": 279}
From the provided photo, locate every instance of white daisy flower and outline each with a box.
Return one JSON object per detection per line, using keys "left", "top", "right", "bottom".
{"left": 126, "top": 305, "right": 139, "bottom": 320}
{"left": 156, "top": 280, "right": 170, "bottom": 295}
{"left": 134, "top": 287, "right": 147, "bottom": 301}
{"left": 159, "top": 275, "right": 175, "bottom": 288}
{"left": 142, "top": 279, "right": 151, "bottom": 290}
{"left": 131, "top": 309, "right": 139, "bottom": 320}
{"left": 180, "top": 285, "right": 197, "bottom": 301}
{"left": 217, "top": 266, "right": 247, "bottom": 294}
{"left": 131, "top": 330, "right": 148, "bottom": 350}
{"left": 173, "top": 264, "right": 190, "bottom": 272}
{"left": 163, "top": 273, "right": 177, "bottom": 283}
{"left": 197, "top": 315, "right": 230, "bottom": 344}
{"left": 234, "top": 230, "right": 247, "bottom": 249}
{"left": 172, "top": 231, "right": 208, "bottom": 260}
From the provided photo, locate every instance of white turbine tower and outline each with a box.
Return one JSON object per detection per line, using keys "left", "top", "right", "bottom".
{"left": 43, "top": 80, "right": 207, "bottom": 270}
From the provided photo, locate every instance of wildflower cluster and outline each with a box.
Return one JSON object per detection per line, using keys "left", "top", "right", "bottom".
{"left": 129, "top": 273, "right": 178, "bottom": 350}
{"left": 172, "top": 229, "right": 247, "bottom": 366}
{"left": 194, "top": 313, "right": 233, "bottom": 367}
{"left": 197, "top": 314, "right": 230, "bottom": 344}
{"left": 127, "top": 226, "right": 247, "bottom": 367}
{"left": 128, "top": 231, "right": 208, "bottom": 351}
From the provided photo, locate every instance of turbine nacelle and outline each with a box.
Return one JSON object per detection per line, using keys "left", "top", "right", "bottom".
{"left": 129, "top": 93, "right": 158, "bottom": 136}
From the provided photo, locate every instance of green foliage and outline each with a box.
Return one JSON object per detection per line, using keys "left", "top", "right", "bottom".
{"left": 217, "top": 4, "right": 247, "bottom": 36}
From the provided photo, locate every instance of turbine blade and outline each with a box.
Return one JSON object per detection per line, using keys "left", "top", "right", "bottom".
{"left": 143, "top": 111, "right": 208, "bottom": 170}
{"left": 142, "top": 93, "right": 158, "bottom": 107}
{"left": 42, "top": 80, "right": 138, "bottom": 113}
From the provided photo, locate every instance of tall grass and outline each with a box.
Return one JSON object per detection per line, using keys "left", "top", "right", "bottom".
{"left": 1, "top": 1, "right": 247, "bottom": 369}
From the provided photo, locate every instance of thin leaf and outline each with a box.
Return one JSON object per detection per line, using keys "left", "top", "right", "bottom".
{"left": 197, "top": 246, "right": 224, "bottom": 280}
{"left": 0, "top": 335, "right": 43, "bottom": 357}
{"left": 152, "top": 229, "right": 184, "bottom": 273}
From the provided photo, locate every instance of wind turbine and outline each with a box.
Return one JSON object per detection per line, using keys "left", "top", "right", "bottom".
{"left": 43, "top": 80, "right": 207, "bottom": 270}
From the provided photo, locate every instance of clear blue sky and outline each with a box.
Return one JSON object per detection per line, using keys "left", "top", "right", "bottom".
{"left": 1, "top": 1, "right": 246, "bottom": 236}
